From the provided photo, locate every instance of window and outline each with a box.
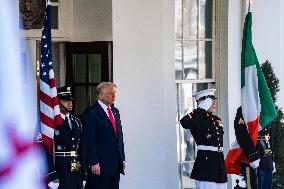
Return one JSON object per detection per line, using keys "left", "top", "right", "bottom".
{"left": 50, "top": 0, "right": 59, "bottom": 29}
{"left": 175, "top": 0, "right": 216, "bottom": 188}
{"left": 65, "top": 42, "right": 113, "bottom": 116}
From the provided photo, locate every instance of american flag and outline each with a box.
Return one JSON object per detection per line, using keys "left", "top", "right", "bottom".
{"left": 40, "top": 2, "right": 62, "bottom": 154}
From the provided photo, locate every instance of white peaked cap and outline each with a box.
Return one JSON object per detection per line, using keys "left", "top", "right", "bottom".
{"left": 192, "top": 88, "right": 216, "bottom": 101}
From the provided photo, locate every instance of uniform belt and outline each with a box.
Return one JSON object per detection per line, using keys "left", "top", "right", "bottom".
{"left": 55, "top": 151, "right": 78, "bottom": 157}
{"left": 198, "top": 145, "right": 223, "bottom": 152}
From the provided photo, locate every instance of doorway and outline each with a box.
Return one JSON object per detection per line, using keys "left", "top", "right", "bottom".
{"left": 65, "top": 41, "right": 113, "bottom": 115}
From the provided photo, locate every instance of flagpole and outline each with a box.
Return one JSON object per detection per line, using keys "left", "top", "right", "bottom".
{"left": 248, "top": 0, "right": 252, "bottom": 12}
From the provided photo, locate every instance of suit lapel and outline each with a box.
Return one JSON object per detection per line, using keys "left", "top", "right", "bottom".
{"left": 95, "top": 101, "right": 117, "bottom": 139}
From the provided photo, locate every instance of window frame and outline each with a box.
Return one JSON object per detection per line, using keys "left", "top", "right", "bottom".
{"left": 175, "top": 0, "right": 219, "bottom": 188}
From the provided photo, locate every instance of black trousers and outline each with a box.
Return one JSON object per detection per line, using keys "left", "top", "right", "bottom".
{"left": 86, "top": 173, "right": 120, "bottom": 189}
{"left": 240, "top": 164, "right": 273, "bottom": 189}
{"left": 56, "top": 164, "right": 83, "bottom": 189}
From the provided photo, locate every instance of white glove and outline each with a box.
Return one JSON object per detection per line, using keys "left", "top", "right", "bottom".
{"left": 250, "top": 159, "right": 260, "bottom": 169}
{"left": 198, "top": 98, "right": 213, "bottom": 111}
{"left": 48, "top": 182, "right": 59, "bottom": 189}
{"left": 273, "top": 162, "right": 276, "bottom": 173}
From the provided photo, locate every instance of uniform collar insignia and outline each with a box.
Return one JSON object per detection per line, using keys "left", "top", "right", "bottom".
{"left": 238, "top": 118, "right": 245, "bottom": 125}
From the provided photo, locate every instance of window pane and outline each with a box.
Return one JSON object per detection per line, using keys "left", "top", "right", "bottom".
{"left": 175, "top": 0, "right": 182, "bottom": 39}
{"left": 89, "top": 86, "right": 98, "bottom": 106}
{"left": 183, "top": 0, "right": 198, "bottom": 39}
{"left": 74, "top": 86, "right": 87, "bottom": 115}
{"left": 178, "top": 83, "right": 194, "bottom": 117}
{"left": 180, "top": 126, "right": 196, "bottom": 162}
{"left": 199, "top": 0, "right": 213, "bottom": 38}
{"left": 73, "top": 54, "right": 86, "bottom": 83}
{"left": 184, "top": 41, "right": 197, "bottom": 79}
{"left": 198, "top": 41, "right": 212, "bottom": 79}
{"left": 51, "top": 6, "right": 58, "bottom": 29}
{"left": 180, "top": 162, "right": 195, "bottom": 189}
{"left": 89, "top": 54, "right": 101, "bottom": 83}
{"left": 175, "top": 41, "right": 183, "bottom": 80}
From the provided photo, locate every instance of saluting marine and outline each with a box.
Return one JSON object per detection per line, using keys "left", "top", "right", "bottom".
{"left": 180, "top": 89, "right": 227, "bottom": 189}
{"left": 54, "top": 86, "right": 86, "bottom": 189}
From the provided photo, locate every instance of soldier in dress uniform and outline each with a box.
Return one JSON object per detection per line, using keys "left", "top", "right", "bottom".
{"left": 234, "top": 107, "right": 261, "bottom": 189}
{"left": 36, "top": 133, "right": 59, "bottom": 189}
{"left": 180, "top": 89, "right": 227, "bottom": 189}
{"left": 54, "top": 86, "right": 86, "bottom": 189}
{"left": 236, "top": 107, "right": 275, "bottom": 189}
{"left": 256, "top": 126, "right": 275, "bottom": 189}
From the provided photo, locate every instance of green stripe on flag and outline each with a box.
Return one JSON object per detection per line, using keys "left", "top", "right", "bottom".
{"left": 256, "top": 58, "right": 277, "bottom": 128}
{"left": 241, "top": 12, "right": 277, "bottom": 129}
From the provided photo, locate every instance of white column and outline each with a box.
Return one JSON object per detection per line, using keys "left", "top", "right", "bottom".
{"left": 112, "top": 0, "right": 178, "bottom": 189}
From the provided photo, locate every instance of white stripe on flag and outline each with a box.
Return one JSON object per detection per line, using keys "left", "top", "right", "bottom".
{"left": 40, "top": 101, "right": 55, "bottom": 119}
{"left": 230, "top": 140, "right": 240, "bottom": 149}
{"left": 41, "top": 123, "right": 54, "bottom": 139}
{"left": 40, "top": 80, "right": 57, "bottom": 98}
{"left": 49, "top": 69, "right": 54, "bottom": 79}
{"left": 241, "top": 65, "right": 261, "bottom": 122}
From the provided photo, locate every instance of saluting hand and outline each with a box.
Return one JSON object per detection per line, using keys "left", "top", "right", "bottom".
{"left": 91, "top": 164, "right": 100, "bottom": 175}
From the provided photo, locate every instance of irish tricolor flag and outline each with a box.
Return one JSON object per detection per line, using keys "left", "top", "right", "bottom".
{"left": 225, "top": 12, "right": 277, "bottom": 174}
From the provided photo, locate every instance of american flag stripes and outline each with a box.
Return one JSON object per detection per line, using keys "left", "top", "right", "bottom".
{"left": 40, "top": 2, "right": 62, "bottom": 154}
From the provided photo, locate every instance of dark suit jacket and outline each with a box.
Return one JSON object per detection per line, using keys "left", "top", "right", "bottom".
{"left": 82, "top": 101, "right": 125, "bottom": 176}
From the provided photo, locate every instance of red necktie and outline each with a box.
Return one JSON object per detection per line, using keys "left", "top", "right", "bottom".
{"left": 107, "top": 106, "right": 117, "bottom": 136}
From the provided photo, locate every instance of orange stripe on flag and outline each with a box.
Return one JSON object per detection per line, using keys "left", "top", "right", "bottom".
{"left": 225, "top": 116, "right": 260, "bottom": 174}
{"left": 247, "top": 116, "right": 259, "bottom": 145}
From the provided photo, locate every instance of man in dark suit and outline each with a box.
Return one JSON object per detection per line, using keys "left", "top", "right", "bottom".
{"left": 53, "top": 86, "right": 86, "bottom": 189}
{"left": 82, "top": 82, "right": 126, "bottom": 189}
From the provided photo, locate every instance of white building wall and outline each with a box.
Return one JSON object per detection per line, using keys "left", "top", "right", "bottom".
{"left": 226, "top": 0, "right": 243, "bottom": 146}
{"left": 251, "top": 0, "right": 284, "bottom": 109}
{"left": 73, "top": 0, "right": 112, "bottom": 42}
{"left": 112, "top": 1, "right": 179, "bottom": 189}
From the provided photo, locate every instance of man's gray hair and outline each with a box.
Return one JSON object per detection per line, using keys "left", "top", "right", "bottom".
{"left": 96, "top": 82, "right": 117, "bottom": 97}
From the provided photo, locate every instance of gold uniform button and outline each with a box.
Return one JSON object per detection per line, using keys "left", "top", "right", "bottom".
{"left": 205, "top": 157, "right": 208, "bottom": 160}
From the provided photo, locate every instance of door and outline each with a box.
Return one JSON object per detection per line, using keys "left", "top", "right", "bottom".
{"left": 65, "top": 41, "right": 113, "bottom": 116}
